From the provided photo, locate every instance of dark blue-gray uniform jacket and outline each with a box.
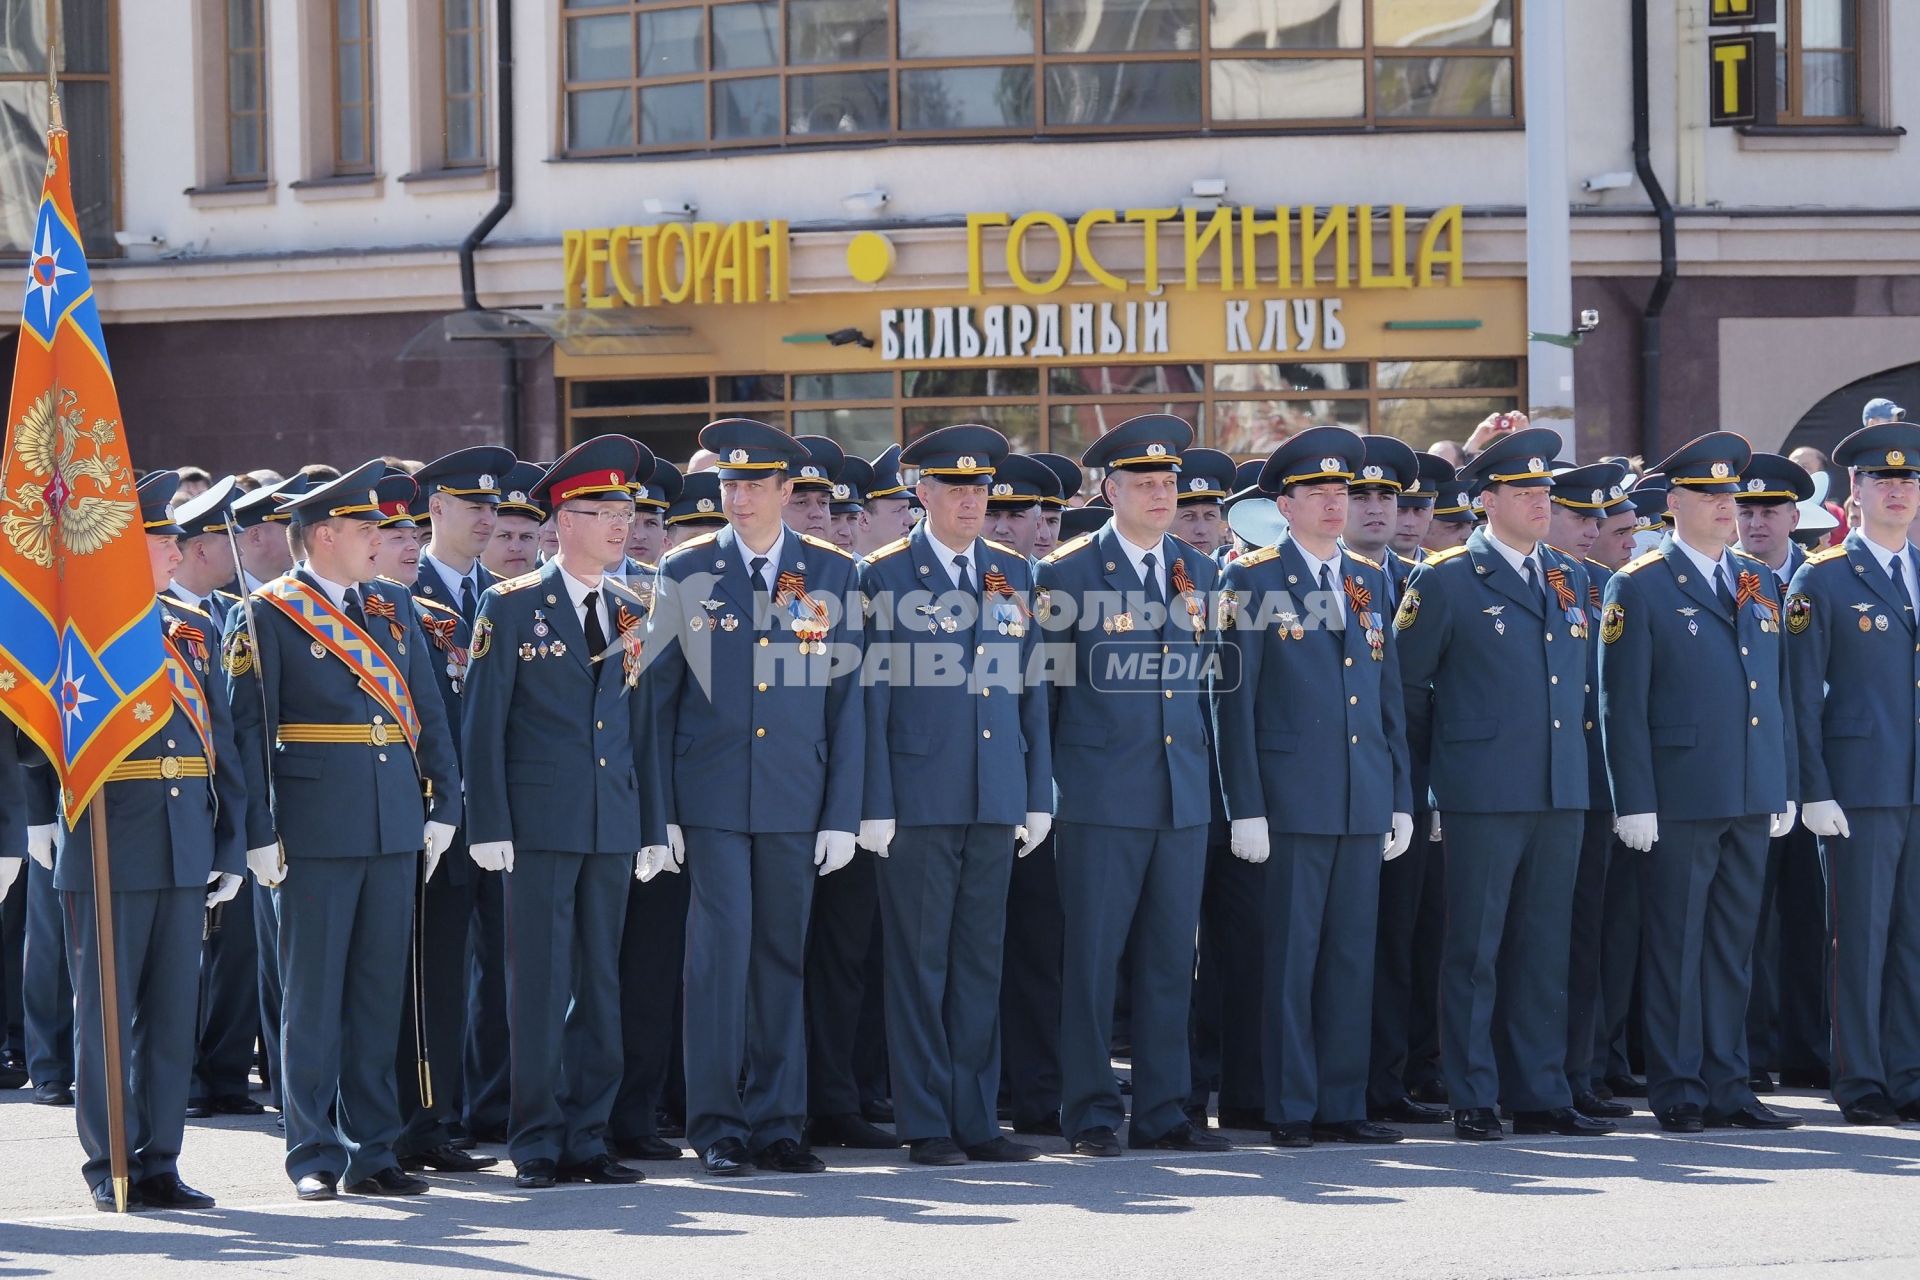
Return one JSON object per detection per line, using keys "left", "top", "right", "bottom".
{"left": 461, "top": 561, "right": 660, "bottom": 854}
{"left": 1578, "top": 556, "right": 1612, "bottom": 809}
{"left": 1217, "top": 540, "right": 1411, "bottom": 834}
{"left": 1, "top": 726, "right": 26, "bottom": 859}
{"left": 1394, "top": 530, "right": 1591, "bottom": 814}
{"left": 226, "top": 571, "right": 462, "bottom": 857}
{"left": 1600, "top": 540, "right": 1795, "bottom": 820}
{"left": 647, "top": 526, "right": 865, "bottom": 836}
{"left": 857, "top": 526, "right": 1051, "bottom": 826}
{"left": 396, "top": 585, "right": 478, "bottom": 876}
{"left": 1786, "top": 534, "right": 1920, "bottom": 808}
{"left": 413, "top": 559, "right": 498, "bottom": 616}
{"left": 57, "top": 597, "right": 248, "bottom": 891}
{"left": 1036, "top": 522, "right": 1221, "bottom": 832}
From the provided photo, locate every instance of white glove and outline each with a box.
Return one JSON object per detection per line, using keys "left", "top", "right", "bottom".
{"left": 205, "top": 871, "right": 242, "bottom": 908}
{"left": 666, "top": 824, "right": 685, "bottom": 868}
{"left": 1229, "top": 816, "right": 1270, "bottom": 865}
{"left": 1428, "top": 811, "right": 1443, "bottom": 843}
{"left": 814, "top": 830, "right": 856, "bottom": 877}
{"left": 1770, "top": 802, "right": 1798, "bottom": 839}
{"left": 0, "top": 857, "right": 20, "bottom": 900}
{"left": 1802, "top": 800, "right": 1850, "bottom": 839}
{"left": 1385, "top": 812, "right": 1413, "bottom": 862}
{"left": 858, "top": 819, "right": 896, "bottom": 858}
{"left": 469, "top": 840, "right": 515, "bottom": 873}
{"left": 423, "top": 821, "right": 457, "bottom": 883}
{"left": 26, "top": 824, "right": 55, "bottom": 871}
{"left": 636, "top": 844, "right": 677, "bottom": 882}
{"left": 1614, "top": 813, "right": 1659, "bottom": 853}
{"left": 247, "top": 843, "right": 286, "bottom": 887}
{"left": 1015, "top": 812, "right": 1052, "bottom": 858}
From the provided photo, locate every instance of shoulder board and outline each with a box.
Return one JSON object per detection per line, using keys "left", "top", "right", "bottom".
{"left": 1424, "top": 545, "right": 1471, "bottom": 565}
{"left": 632, "top": 559, "right": 658, "bottom": 575}
{"left": 1545, "top": 543, "right": 1577, "bottom": 561}
{"left": 865, "top": 536, "right": 912, "bottom": 563}
{"left": 495, "top": 571, "right": 543, "bottom": 594}
{"left": 982, "top": 537, "right": 1021, "bottom": 559}
{"left": 1806, "top": 544, "right": 1850, "bottom": 565}
{"left": 213, "top": 589, "right": 239, "bottom": 605}
{"left": 411, "top": 592, "right": 460, "bottom": 616}
{"left": 1620, "top": 549, "right": 1664, "bottom": 575}
{"left": 602, "top": 576, "right": 645, "bottom": 606}
{"left": 1395, "top": 551, "right": 1420, "bottom": 567}
{"left": 800, "top": 533, "right": 853, "bottom": 559}
{"left": 1344, "top": 550, "right": 1381, "bottom": 571}
{"left": 1235, "top": 545, "right": 1281, "bottom": 568}
{"left": 1584, "top": 558, "right": 1610, "bottom": 571}
{"left": 165, "top": 597, "right": 210, "bottom": 619}
{"left": 1730, "top": 548, "right": 1766, "bottom": 564}
{"left": 1041, "top": 533, "right": 1096, "bottom": 564}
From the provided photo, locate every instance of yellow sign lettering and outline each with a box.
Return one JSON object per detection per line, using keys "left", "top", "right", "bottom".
{"left": 1073, "top": 209, "right": 1127, "bottom": 292}
{"left": 1124, "top": 208, "right": 1178, "bottom": 295}
{"left": 1714, "top": 41, "right": 1748, "bottom": 115}
{"left": 1416, "top": 205, "right": 1464, "bottom": 287}
{"left": 1300, "top": 206, "right": 1351, "bottom": 288}
{"left": 1182, "top": 206, "right": 1234, "bottom": 291}
{"left": 1007, "top": 212, "right": 1073, "bottom": 295}
{"left": 1358, "top": 205, "right": 1412, "bottom": 289}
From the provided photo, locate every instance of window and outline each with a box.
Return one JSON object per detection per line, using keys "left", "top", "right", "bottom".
{"left": 442, "top": 0, "right": 486, "bottom": 165}
{"left": 1760, "top": 0, "right": 1860, "bottom": 123}
{"left": 563, "top": 358, "right": 1521, "bottom": 472}
{"left": 1, "top": 0, "right": 116, "bottom": 256}
{"left": 558, "top": 0, "right": 1520, "bottom": 157}
{"left": 333, "top": 0, "right": 375, "bottom": 173}
{"left": 227, "top": 0, "right": 268, "bottom": 181}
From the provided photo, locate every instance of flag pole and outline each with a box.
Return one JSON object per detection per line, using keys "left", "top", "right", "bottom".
{"left": 47, "top": 0, "right": 127, "bottom": 1214}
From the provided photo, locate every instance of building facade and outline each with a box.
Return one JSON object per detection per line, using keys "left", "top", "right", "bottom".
{"left": 2, "top": 0, "right": 1915, "bottom": 478}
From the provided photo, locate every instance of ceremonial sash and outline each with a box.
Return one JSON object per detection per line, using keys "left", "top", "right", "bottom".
{"left": 259, "top": 579, "right": 421, "bottom": 751}
{"left": 160, "top": 620, "right": 216, "bottom": 767}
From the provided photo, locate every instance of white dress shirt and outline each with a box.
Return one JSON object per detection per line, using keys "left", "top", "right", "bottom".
{"left": 1295, "top": 542, "right": 1345, "bottom": 624}
{"left": 1113, "top": 528, "right": 1167, "bottom": 597}
{"left": 739, "top": 526, "right": 786, "bottom": 594}
{"left": 556, "top": 564, "right": 611, "bottom": 642}
{"left": 925, "top": 528, "right": 976, "bottom": 590}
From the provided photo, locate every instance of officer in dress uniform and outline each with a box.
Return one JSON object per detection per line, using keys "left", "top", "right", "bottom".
{"left": 1172, "top": 448, "right": 1234, "bottom": 557}
{"left": 1347, "top": 437, "right": 1418, "bottom": 613}
{"left": 18, "top": 738, "right": 71, "bottom": 1107}
{"left": 226, "top": 461, "right": 463, "bottom": 1200}
{"left": 1603, "top": 433, "right": 1801, "bottom": 1132}
{"left": 461, "top": 437, "right": 663, "bottom": 1188}
{"left": 1421, "top": 475, "right": 1476, "bottom": 555}
{"left": 830, "top": 456, "right": 872, "bottom": 555}
{"left": 54, "top": 472, "right": 247, "bottom": 1210}
{"left": 1038, "top": 414, "right": 1229, "bottom": 1156}
{"left": 1544, "top": 462, "right": 1639, "bottom": 1123}
{"left": 1390, "top": 453, "right": 1450, "bottom": 563}
{"left": 1786, "top": 421, "right": 1920, "bottom": 1125}
{"left": 624, "top": 457, "right": 681, "bottom": 573}
{"left": 665, "top": 469, "right": 727, "bottom": 551}
{"left": 647, "top": 418, "right": 866, "bottom": 1176}
{"left": 861, "top": 444, "right": 919, "bottom": 555}
{"left": 482, "top": 463, "right": 548, "bottom": 582}
{"left": 1394, "top": 429, "right": 1615, "bottom": 1140}
{"left": 984, "top": 455, "right": 1060, "bottom": 560}
{"left": 856, "top": 424, "right": 1051, "bottom": 1166}
{"left": 1218, "top": 428, "right": 1414, "bottom": 1147}
{"left": 1734, "top": 454, "right": 1828, "bottom": 1091}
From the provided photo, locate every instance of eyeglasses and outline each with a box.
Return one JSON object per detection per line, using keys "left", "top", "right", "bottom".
{"left": 559, "top": 505, "right": 634, "bottom": 527}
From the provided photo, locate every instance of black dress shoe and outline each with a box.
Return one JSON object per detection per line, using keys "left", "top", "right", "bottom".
{"left": 92, "top": 1181, "right": 146, "bottom": 1212}
{"left": 1269, "top": 1122, "right": 1313, "bottom": 1148}
{"left": 1217, "top": 1106, "right": 1269, "bottom": 1130}
{"left": 657, "top": 1112, "right": 687, "bottom": 1139}
{"left": 701, "top": 1138, "right": 752, "bottom": 1176}
{"left": 1312, "top": 1119, "right": 1404, "bottom": 1144}
{"left": 1705, "top": 1101, "right": 1803, "bottom": 1130}
{"left": 400, "top": 1143, "right": 499, "bottom": 1173}
{"left": 1135, "top": 1121, "right": 1230, "bottom": 1152}
{"left": 133, "top": 1174, "right": 215, "bottom": 1209}
{"left": 965, "top": 1137, "right": 1041, "bottom": 1162}
{"left": 514, "top": 1159, "right": 557, "bottom": 1189}
{"left": 1898, "top": 1101, "right": 1920, "bottom": 1124}
{"left": 184, "top": 1100, "right": 213, "bottom": 1119}
{"left": 468, "top": 1124, "right": 510, "bottom": 1144}
{"left": 1408, "top": 1079, "right": 1449, "bottom": 1106}
{"left": 448, "top": 1136, "right": 478, "bottom": 1152}
{"left": 1779, "top": 1067, "right": 1831, "bottom": 1090}
{"left": 211, "top": 1093, "right": 268, "bottom": 1116}
{"left": 754, "top": 1138, "right": 826, "bottom": 1173}
{"left": 1013, "top": 1114, "right": 1064, "bottom": 1137}
{"left": 559, "top": 1154, "right": 645, "bottom": 1184}
{"left": 1748, "top": 1071, "right": 1776, "bottom": 1094}
{"left": 1512, "top": 1107, "right": 1617, "bottom": 1136}
{"left": 1843, "top": 1093, "right": 1901, "bottom": 1125}
{"left": 1572, "top": 1091, "right": 1634, "bottom": 1119}
{"left": 809, "top": 1111, "right": 901, "bottom": 1149}
{"left": 1588, "top": 1080, "right": 1615, "bottom": 1101}
{"left": 0, "top": 1065, "right": 28, "bottom": 1090}
{"left": 1070, "top": 1126, "right": 1123, "bottom": 1157}
{"left": 861, "top": 1098, "right": 895, "bottom": 1124}
{"left": 1453, "top": 1108, "right": 1503, "bottom": 1140}
{"left": 1657, "top": 1104, "right": 1705, "bottom": 1133}
{"left": 612, "top": 1135, "right": 684, "bottom": 1161}
{"left": 1370, "top": 1095, "right": 1450, "bottom": 1124}
{"left": 1182, "top": 1103, "right": 1209, "bottom": 1129}
{"left": 910, "top": 1137, "right": 967, "bottom": 1166}
{"left": 32, "top": 1082, "right": 73, "bottom": 1106}
{"left": 345, "top": 1166, "right": 429, "bottom": 1196}
{"left": 295, "top": 1171, "right": 339, "bottom": 1201}
{"left": 1603, "top": 1073, "right": 1649, "bottom": 1098}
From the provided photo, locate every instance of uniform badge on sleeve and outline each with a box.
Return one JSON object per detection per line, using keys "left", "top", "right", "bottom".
{"left": 470, "top": 615, "right": 495, "bottom": 659}
{"left": 1393, "top": 588, "right": 1420, "bottom": 632}
{"left": 1785, "top": 594, "right": 1812, "bottom": 635}
{"left": 222, "top": 628, "right": 253, "bottom": 677}
{"left": 1601, "top": 602, "right": 1626, "bottom": 645}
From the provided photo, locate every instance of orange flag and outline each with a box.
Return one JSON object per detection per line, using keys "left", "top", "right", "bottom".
{"left": 0, "top": 124, "right": 169, "bottom": 825}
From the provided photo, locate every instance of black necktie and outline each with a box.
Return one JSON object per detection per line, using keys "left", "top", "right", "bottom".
{"left": 1523, "top": 556, "right": 1546, "bottom": 612}
{"left": 953, "top": 554, "right": 976, "bottom": 598}
{"left": 1142, "top": 552, "right": 1165, "bottom": 606}
{"left": 1892, "top": 555, "right": 1913, "bottom": 614}
{"left": 583, "top": 589, "right": 609, "bottom": 656}
{"left": 750, "top": 556, "right": 771, "bottom": 608}
{"left": 343, "top": 587, "right": 367, "bottom": 630}
{"left": 1716, "top": 563, "right": 1737, "bottom": 616}
{"left": 1319, "top": 563, "right": 1337, "bottom": 620}
{"left": 460, "top": 572, "right": 478, "bottom": 622}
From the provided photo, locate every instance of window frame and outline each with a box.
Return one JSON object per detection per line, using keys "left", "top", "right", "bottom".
{"left": 0, "top": 0, "right": 122, "bottom": 258}
{"left": 226, "top": 0, "right": 270, "bottom": 182}
{"left": 441, "top": 0, "right": 488, "bottom": 167}
{"left": 1775, "top": 0, "right": 1863, "bottom": 125}
{"left": 554, "top": 0, "right": 1525, "bottom": 160}
{"left": 331, "top": 0, "right": 377, "bottom": 175}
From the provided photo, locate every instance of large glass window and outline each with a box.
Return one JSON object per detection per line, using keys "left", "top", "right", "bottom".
{"left": 1, "top": 0, "right": 116, "bottom": 255}
{"left": 443, "top": 0, "right": 487, "bottom": 166}
{"left": 1757, "top": 0, "right": 1861, "bottom": 124}
{"left": 333, "top": 0, "right": 376, "bottom": 173}
{"left": 227, "top": 0, "right": 268, "bottom": 181}
{"left": 560, "top": 0, "right": 1519, "bottom": 155}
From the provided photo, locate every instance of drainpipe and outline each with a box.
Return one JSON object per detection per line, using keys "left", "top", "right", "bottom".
{"left": 457, "top": 0, "right": 519, "bottom": 455}
{"left": 1632, "top": 0, "right": 1678, "bottom": 463}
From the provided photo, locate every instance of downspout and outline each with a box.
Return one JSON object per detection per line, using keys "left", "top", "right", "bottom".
{"left": 457, "top": 0, "right": 519, "bottom": 455}
{"left": 1632, "top": 0, "right": 1677, "bottom": 463}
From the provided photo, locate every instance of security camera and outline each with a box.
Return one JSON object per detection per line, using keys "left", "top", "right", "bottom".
{"left": 1582, "top": 171, "right": 1634, "bottom": 193}
{"left": 113, "top": 230, "right": 165, "bottom": 247}
{"left": 641, "top": 197, "right": 697, "bottom": 220}
{"left": 841, "top": 189, "right": 888, "bottom": 215}
{"left": 1577, "top": 309, "right": 1600, "bottom": 333}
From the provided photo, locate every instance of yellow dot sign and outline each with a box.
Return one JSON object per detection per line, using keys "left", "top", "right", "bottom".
{"left": 847, "top": 231, "right": 894, "bottom": 284}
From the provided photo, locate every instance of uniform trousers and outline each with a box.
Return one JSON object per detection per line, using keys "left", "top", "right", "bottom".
{"left": 1000, "top": 833, "right": 1063, "bottom": 1128}
{"left": 683, "top": 828, "right": 815, "bottom": 1153}
{"left": 1265, "top": 833, "right": 1381, "bottom": 1125}
{"left": 611, "top": 862, "right": 689, "bottom": 1143}
{"left": 24, "top": 857, "right": 73, "bottom": 1089}
{"left": 278, "top": 852, "right": 415, "bottom": 1184}
{"left": 1563, "top": 809, "right": 1615, "bottom": 1100}
{"left": 806, "top": 848, "right": 879, "bottom": 1119}
{"left": 1640, "top": 816, "right": 1769, "bottom": 1116}
{"left": 66, "top": 886, "right": 202, "bottom": 1189}
{"left": 503, "top": 850, "right": 630, "bottom": 1167}
{"left": 1438, "top": 810, "right": 1580, "bottom": 1113}
{"left": 1054, "top": 820, "right": 1206, "bottom": 1143}
{"left": 1369, "top": 813, "right": 1442, "bottom": 1108}
{"left": 1820, "top": 807, "right": 1920, "bottom": 1109}
{"left": 462, "top": 871, "right": 510, "bottom": 1134}
{"left": 192, "top": 881, "right": 258, "bottom": 1099}
{"left": 252, "top": 880, "right": 282, "bottom": 1107}
{"left": 1747, "top": 822, "right": 1829, "bottom": 1076}
{"left": 397, "top": 851, "right": 477, "bottom": 1155}
{"left": 1191, "top": 827, "right": 1263, "bottom": 1119}
{"left": 876, "top": 822, "right": 1015, "bottom": 1147}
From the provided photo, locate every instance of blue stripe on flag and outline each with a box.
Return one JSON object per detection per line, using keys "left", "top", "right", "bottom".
{"left": 95, "top": 603, "right": 167, "bottom": 696}
{"left": 0, "top": 572, "right": 61, "bottom": 682}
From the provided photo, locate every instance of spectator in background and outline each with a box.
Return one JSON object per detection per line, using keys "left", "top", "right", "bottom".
{"left": 685, "top": 448, "right": 719, "bottom": 474}
{"left": 246, "top": 468, "right": 286, "bottom": 489}
{"left": 298, "top": 463, "right": 341, "bottom": 484}
{"left": 172, "top": 466, "right": 213, "bottom": 506}
{"left": 1430, "top": 440, "right": 1467, "bottom": 467}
